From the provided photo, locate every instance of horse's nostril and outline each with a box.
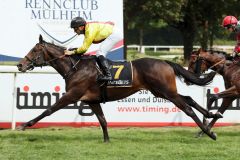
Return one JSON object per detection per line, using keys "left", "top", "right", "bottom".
{"left": 17, "top": 64, "right": 22, "bottom": 68}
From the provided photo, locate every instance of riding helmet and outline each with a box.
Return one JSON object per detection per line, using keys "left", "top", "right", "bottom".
{"left": 70, "top": 17, "right": 86, "bottom": 28}
{"left": 222, "top": 16, "right": 238, "bottom": 27}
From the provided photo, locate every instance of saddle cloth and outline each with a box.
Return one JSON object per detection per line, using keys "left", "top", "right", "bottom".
{"left": 106, "top": 60, "right": 133, "bottom": 87}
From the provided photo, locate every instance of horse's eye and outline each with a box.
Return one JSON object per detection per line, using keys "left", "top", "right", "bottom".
{"left": 32, "top": 48, "right": 38, "bottom": 52}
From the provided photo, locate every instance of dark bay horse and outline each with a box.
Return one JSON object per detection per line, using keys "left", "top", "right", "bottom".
{"left": 188, "top": 48, "right": 240, "bottom": 137}
{"left": 17, "top": 35, "right": 222, "bottom": 141}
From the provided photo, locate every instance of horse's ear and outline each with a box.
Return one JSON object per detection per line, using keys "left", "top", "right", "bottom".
{"left": 197, "top": 48, "right": 203, "bottom": 54}
{"left": 39, "top": 35, "right": 43, "bottom": 44}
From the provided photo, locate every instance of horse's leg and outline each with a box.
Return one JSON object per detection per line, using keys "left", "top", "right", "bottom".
{"left": 192, "top": 86, "right": 237, "bottom": 137}
{"left": 196, "top": 86, "right": 238, "bottom": 137}
{"left": 151, "top": 85, "right": 217, "bottom": 140}
{"left": 206, "top": 98, "right": 234, "bottom": 129}
{"left": 181, "top": 95, "right": 218, "bottom": 134}
{"left": 88, "top": 103, "right": 109, "bottom": 142}
{"left": 166, "top": 94, "right": 217, "bottom": 140}
{"left": 146, "top": 75, "right": 216, "bottom": 140}
{"left": 184, "top": 87, "right": 238, "bottom": 137}
{"left": 206, "top": 86, "right": 238, "bottom": 125}
{"left": 17, "top": 92, "right": 78, "bottom": 130}
{"left": 180, "top": 95, "right": 223, "bottom": 119}
{"left": 196, "top": 98, "right": 234, "bottom": 137}
{"left": 168, "top": 95, "right": 217, "bottom": 140}
{"left": 207, "top": 86, "right": 237, "bottom": 109}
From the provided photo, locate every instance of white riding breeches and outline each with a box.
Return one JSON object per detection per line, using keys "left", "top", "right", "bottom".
{"left": 96, "top": 26, "right": 123, "bottom": 57}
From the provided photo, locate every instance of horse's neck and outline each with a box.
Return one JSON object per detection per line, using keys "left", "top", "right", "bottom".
{"left": 50, "top": 55, "right": 96, "bottom": 79}
{"left": 51, "top": 61, "right": 71, "bottom": 78}
{"left": 45, "top": 46, "right": 73, "bottom": 78}
{"left": 45, "top": 44, "right": 96, "bottom": 79}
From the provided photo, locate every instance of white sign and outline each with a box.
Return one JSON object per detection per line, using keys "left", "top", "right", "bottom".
{"left": 0, "top": 67, "right": 239, "bottom": 128}
{"left": 0, "top": 0, "right": 124, "bottom": 60}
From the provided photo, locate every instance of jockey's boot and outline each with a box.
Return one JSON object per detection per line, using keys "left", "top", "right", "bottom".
{"left": 96, "top": 55, "right": 112, "bottom": 81}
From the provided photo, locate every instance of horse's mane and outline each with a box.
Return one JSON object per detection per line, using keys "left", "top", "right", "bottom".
{"left": 193, "top": 48, "right": 231, "bottom": 59}
{"left": 206, "top": 49, "right": 233, "bottom": 60}
{"left": 41, "top": 40, "right": 96, "bottom": 61}
{"left": 205, "top": 49, "right": 228, "bottom": 56}
{"left": 43, "top": 40, "right": 66, "bottom": 51}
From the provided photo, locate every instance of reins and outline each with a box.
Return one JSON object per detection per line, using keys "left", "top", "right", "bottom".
{"left": 45, "top": 54, "right": 66, "bottom": 64}
{"left": 191, "top": 54, "right": 226, "bottom": 72}
{"left": 42, "top": 50, "right": 80, "bottom": 79}
{"left": 23, "top": 42, "right": 96, "bottom": 80}
{"left": 209, "top": 59, "right": 225, "bottom": 69}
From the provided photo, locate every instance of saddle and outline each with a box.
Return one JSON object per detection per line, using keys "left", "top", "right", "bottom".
{"left": 70, "top": 55, "right": 133, "bottom": 86}
{"left": 105, "top": 60, "right": 133, "bottom": 87}
{"left": 97, "top": 59, "right": 133, "bottom": 103}
{"left": 69, "top": 55, "right": 133, "bottom": 102}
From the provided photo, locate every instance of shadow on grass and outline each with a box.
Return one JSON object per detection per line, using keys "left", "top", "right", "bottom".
{"left": 0, "top": 128, "right": 103, "bottom": 143}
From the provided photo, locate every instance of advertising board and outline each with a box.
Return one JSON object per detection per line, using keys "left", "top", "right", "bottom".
{"left": 0, "top": 0, "right": 124, "bottom": 60}
{"left": 0, "top": 68, "right": 239, "bottom": 129}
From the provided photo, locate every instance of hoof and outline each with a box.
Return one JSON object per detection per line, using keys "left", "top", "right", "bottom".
{"left": 216, "top": 112, "right": 223, "bottom": 118}
{"left": 16, "top": 125, "right": 26, "bottom": 131}
{"left": 104, "top": 139, "right": 110, "bottom": 143}
{"left": 210, "top": 131, "right": 217, "bottom": 141}
{"left": 195, "top": 131, "right": 204, "bottom": 138}
{"left": 209, "top": 112, "right": 223, "bottom": 119}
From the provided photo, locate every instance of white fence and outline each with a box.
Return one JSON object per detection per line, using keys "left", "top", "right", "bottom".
{"left": 127, "top": 45, "right": 234, "bottom": 53}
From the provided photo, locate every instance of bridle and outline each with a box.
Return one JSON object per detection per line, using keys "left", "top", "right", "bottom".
{"left": 190, "top": 53, "right": 225, "bottom": 74}
{"left": 23, "top": 43, "right": 87, "bottom": 79}
{"left": 21, "top": 43, "right": 99, "bottom": 79}
{"left": 189, "top": 54, "right": 207, "bottom": 74}
{"left": 24, "top": 44, "right": 65, "bottom": 70}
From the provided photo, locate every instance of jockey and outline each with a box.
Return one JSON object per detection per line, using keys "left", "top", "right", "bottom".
{"left": 222, "top": 15, "right": 240, "bottom": 60}
{"left": 64, "top": 17, "right": 123, "bottom": 81}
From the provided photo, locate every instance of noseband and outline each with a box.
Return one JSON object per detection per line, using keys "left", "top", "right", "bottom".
{"left": 24, "top": 51, "right": 46, "bottom": 70}
{"left": 190, "top": 54, "right": 207, "bottom": 74}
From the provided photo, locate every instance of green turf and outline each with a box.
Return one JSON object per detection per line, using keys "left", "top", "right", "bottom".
{"left": 0, "top": 126, "right": 240, "bottom": 160}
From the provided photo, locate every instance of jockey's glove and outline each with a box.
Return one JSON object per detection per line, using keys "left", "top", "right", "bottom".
{"left": 64, "top": 50, "right": 75, "bottom": 55}
{"left": 68, "top": 48, "right": 77, "bottom": 51}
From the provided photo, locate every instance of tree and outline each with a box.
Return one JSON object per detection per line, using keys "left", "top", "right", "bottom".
{"left": 124, "top": 0, "right": 240, "bottom": 62}
{"left": 123, "top": 0, "right": 184, "bottom": 53}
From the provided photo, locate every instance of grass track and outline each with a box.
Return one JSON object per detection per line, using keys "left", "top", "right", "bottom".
{"left": 0, "top": 126, "right": 240, "bottom": 160}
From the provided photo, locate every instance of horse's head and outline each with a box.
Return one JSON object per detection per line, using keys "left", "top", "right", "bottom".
{"left": 188, "top": 49, "right": 207, "bottom": 75}
{"left": 17, "top": 35, "right": 65, "bottom": 72}
{"left": 188, "top": 48, "right": 226, "bottom": 75}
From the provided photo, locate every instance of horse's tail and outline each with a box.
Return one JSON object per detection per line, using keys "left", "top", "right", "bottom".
{"left": 165, "top": 60, "right": 216, "bottom": 86}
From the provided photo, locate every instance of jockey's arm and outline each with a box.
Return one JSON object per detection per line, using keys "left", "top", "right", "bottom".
{"left": 234, "top": 46, "right": 240, "bottom": 55}
{"left": 74, "top": 27, "right": 97, "bottom": 54}
{"left": 233, "top": 26, "right": 240, "bottom": 57}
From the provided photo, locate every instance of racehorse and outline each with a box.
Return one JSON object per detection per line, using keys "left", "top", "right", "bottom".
{"left": 188, "top": 48, "right": 239, "bottom": 137}
{"left": 17, "top": 35, "right": 222, "bottom": 141}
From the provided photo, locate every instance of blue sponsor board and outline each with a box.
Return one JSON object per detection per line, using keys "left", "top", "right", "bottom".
{"left": 107, "top": 47, "right": 124, "bottom": 60}
{"left": 0, "top": 54, "right": 21, "bottom": 61}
